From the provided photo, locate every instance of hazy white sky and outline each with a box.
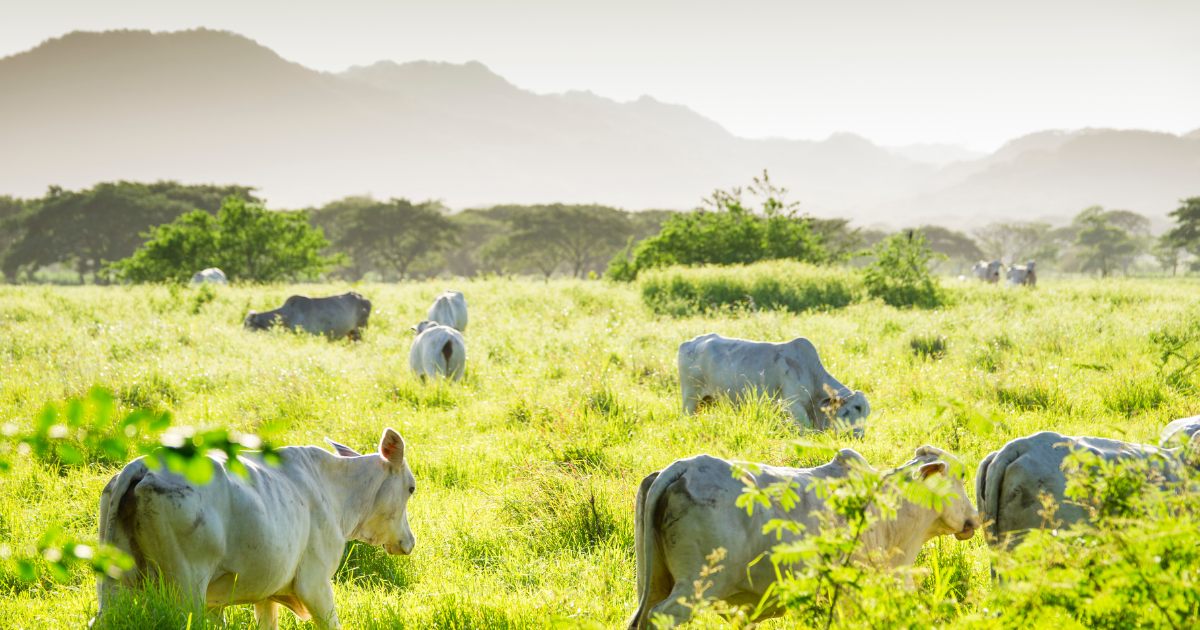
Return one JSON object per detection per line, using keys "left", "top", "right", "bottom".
{"left": 3, "top": 0, "right": 1197, "bottom": 150}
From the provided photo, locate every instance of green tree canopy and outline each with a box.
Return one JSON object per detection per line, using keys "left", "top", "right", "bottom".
{"left": 863, "top": 230, "right": 944, "bottom": 308}
{"left": 972, "top": 221, "right": 1058, "bottom": 266}
{"left": 108, "top": 195, "right": 332, "bottom": 283}
{"left": 1, "top": 181, "right": 259, "bottom": 283}
{"left": 613, "top": 172, "right": 829, "bottom": 280}
{"left": 1069, "top": 206, "right": 1145, "bottom": 277}
{"left": 333, "top": 198, "right": 458, "bottom": 279}
{"left": 908, "top": 225, "right": 983, "bottom": 270}
{"left": 487, "top": 204, "right": 632, "bottom": 279}
{"left": 1164, "top": 197, "right": 1200, "bottom": 270}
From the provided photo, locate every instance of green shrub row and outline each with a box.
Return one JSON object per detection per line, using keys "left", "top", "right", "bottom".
{"left": 638, "top": 260, "right": 865, "bottom": 316}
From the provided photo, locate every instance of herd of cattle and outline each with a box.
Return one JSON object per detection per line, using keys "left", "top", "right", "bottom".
{"left": 969, "top": 259, "right": 1037, "bottom": 286}
{"left": 92, "top": 272, "right": 1198, "bottom": 629}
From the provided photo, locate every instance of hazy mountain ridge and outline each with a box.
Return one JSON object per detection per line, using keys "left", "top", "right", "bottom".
{"left": 1, "top": 28, "right": 1197, "bottom": 227}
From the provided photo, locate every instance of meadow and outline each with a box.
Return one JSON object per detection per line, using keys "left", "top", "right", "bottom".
{"left": 1, "top": 272, "right": 1197, "bottom": 629}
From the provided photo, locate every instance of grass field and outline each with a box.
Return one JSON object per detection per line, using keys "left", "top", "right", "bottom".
{"left": 1, "top": 274, "right": 1197, "bottom": 629}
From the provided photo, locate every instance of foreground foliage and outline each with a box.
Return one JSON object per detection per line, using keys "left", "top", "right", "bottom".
{"left": 0, "top": 278, "right": 1197, "bottom": 628}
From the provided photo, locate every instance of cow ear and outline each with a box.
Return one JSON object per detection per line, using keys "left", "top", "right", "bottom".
{"left": 919, "top": 461, "right": 947, "bottom": 478}
{"left": 325, "top": 439, "right": 360, "bottom": 457}
{"left": 818, "top": 397, "right": 834, "bottom": 410}
{"left": 379, "top": 428, "right": 405, "bottom": 468}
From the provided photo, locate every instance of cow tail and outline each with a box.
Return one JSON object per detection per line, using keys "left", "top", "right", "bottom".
{"left": 627, "top": 464, "right": 687, "bottom": 630}
{"left": 440, "top": 340, "right": 454, "bottom": 377}
{"left": 981, "top": 442, "right": 1024, "bottom": 541}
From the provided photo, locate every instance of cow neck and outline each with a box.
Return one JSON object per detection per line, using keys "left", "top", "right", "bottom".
{"left": 859, "top": 489, "right": 942, "bottom": 568}
{"left": 319, "top": 453, "right": 389, "bottom": 542}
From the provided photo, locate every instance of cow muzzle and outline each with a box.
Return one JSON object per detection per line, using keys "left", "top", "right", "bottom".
{"left": 384, "top": 539, "right": 415, "bottom": 556}
{"left": 955, "top": 523, "right": 976, "bottom": 541}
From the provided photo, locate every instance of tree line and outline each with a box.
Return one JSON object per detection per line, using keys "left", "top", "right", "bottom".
{"left": 1, "top": 176, "right": 1197, "bottom": 284}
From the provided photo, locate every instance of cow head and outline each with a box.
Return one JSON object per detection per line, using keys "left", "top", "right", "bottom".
{"left": 819, "top": 390, "right": 871, "bottom": 438}
{"left": 331, "top": 429, "right": 417, "bottom": 555}
{"left": 411, "top": 320, "right": 438, "bottom": 335}
{"left": 909, "top": 445, "right": 980, "bottom": 541}
{"left": 243, "top": 311, "right": 267, "bottom": 330}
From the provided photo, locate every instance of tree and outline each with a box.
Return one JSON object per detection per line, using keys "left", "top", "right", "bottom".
{"left": 108, "top": 195, "right": 333, "bottom": 283}
{"left": 1164, "top": 197, "right": 1200, "bottom": 270}
{"left": 1152, "top": 235, "right": 1188, "bottom": 276}
{"left": 972, "top": 222, "right": 1058, "bottom": 266}
{"left": 0, "top": 181, "right": 260, "bottom": 283}
{"left": 1075, "top": 219, "right": 1138, "bottom": 278}
{"left": 334, "top": 199, "right": 458, "bottom": 280}
{"left": 863, "top": 230, "right": 943, "bottom": 308}
{"left": 309, "top": 196, "right": 379, "bottom": 281}
{"left": 910, "top": 225, "right": 983, "bottom": 271}
{"left": 619, "top": 171, "right": 828, "bottom": 279}
{"left": 485, "top": 204, "right": 633, "bottom": 280}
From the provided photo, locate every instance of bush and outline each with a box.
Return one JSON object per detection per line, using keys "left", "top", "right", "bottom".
{"left": 863, "top": 230, "right": 943, "bottom": 308}
{"left": 107, "top": 195, "right": 335, "bottom": 284}
{"left": 639, "top": 260, "right": 863, "bottom": 316}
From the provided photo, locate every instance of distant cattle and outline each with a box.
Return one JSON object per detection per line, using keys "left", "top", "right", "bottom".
{"left": 425, "top": 290, "right": 468, "bottom": 332}
{"left": 244, "top": 292, "right": 371, "bottom": 341}
{"left": 96, "top": 429, "right": 416, "bottom": 630}
{"left": 976, "top": 431, "right": 1186, "bottom": 549}
{"left": 972, "top": 261, "right": 1002, "bottom": 283}
{"left": 1160, "top": 415, "right": 1200, "bottom": 447}
{"left": 1006, "top": 260, "right": 1037, "bottom": 287}
{"left": 626, "top": 445, "right": 980, "bottom": 629}
{"left": 678, "top": 333, "right": 870, "bottom": 435}
{"left": 409, "top": 321, "right": 466, "bottom": 383}
{"left": 190, "top": 268, "right": 227, "bottom": 286}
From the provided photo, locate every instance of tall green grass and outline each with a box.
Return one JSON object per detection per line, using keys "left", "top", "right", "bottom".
{"left": 1, "top": 277, "right": 1198, "bottom": 627}
{"left": 638, "top": 260, "right": 864, "bottom": 316}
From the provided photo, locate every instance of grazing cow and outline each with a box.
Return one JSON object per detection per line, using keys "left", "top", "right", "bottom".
{"left": 678, "top": 333, "right": 870, "bottom": 435}
{"left": 976, "top": 431, "right": 1184, "bottom": 549}
{"left": 426, "top": 290, "right": 468, "bottom": 332}
{"left": 409, "top": 321, "right": 466, "bottom": 382}
{"left": 626, "top": 446, "right": 979, "bottom": 629}
{"left": 244, "top": 292, "right": 371, "bottom": 341}
{"left": 972, "top": 261, "right": 1002, "bottom": 283}
{"left": 96, "top": 429, "right": 416, "bottom": 630}
{"left": 1006, "top": 260, "right": 1037, "bottom": 287}
{"left": 1160, "top": 415, "right": 1200, "bottom": 447}
{"left": 189, "top": 268, "right": 227, "bottom": 286}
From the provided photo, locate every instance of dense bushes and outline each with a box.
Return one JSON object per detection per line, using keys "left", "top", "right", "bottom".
{"left": 863, "top": 230, "right": 944, "bottom": 308}
{"left": 639, "top": 260, "right": 863, "bottom": 316}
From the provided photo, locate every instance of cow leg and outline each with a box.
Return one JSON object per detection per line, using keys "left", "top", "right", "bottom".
{"left": 647, "top": 581, "right": 696, "bottom": 628}
{"left": 255, "top": 600, "right": 280, "bottom": 630}
{"left": 294, "top": 576, "right": 339, "bottom": 629}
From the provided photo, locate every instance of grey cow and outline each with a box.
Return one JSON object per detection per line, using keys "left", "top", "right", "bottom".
{"left": 976, "top": 430, "right": 1190, "bottom": 550}
{"left": 678, "top": 333, "right": 870, "bottom": 435}
{"left": 972, "top": 261, "right": 1002, "bottom": 283}
{"left": 244, "top": 292, "right": 371, "bottom": 341}
{"left": 1006, "top": 260, "right": 1037, "bottom": 287}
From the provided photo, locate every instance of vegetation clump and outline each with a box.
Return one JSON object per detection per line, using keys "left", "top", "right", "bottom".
{"left": 863, "top": 229, "right": 943, "bottom": 308}
{"left": 639, "top": 260, "right": 863, "bottom": 316}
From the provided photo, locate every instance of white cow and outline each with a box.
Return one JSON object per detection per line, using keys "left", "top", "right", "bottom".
{"left": 96, "top": 429, "right": 416, "bottom": 630}
{"left": 189, "top": 268, "right": 227, "bottom": 286}
{"left": 678, "top": 333, "right": 870, "bottom": 435}
{"left": 1006, "top": 260, "right": 1037, "bottom": 287}
{"left": 626, "top": 446, "right": 980, "bottom": 629}
{"left": 976, "top": 431, "right": 1185, "bottom": 549}
{"left": 1160, "top": 415, "right": 1200, "bottom": 447}
{"left": 425, "top": 290, "right": 468, "bottom": 332}
{"left": 972, "top": 260, "right": 1002, "bottom": 283}
{"left": 409, "top": 321, "right": 466, "bottom": 382}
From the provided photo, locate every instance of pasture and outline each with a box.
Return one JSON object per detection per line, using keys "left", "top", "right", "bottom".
{"left": 0, "top": 275, "right": 1196, "bottom": 629}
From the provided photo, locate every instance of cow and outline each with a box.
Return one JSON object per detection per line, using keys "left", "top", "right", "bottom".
{"left": 975, "top": 431, "right": 1185, "bottom": 550}
{"left": 1160, "top": 415, "right": 1200, "bottom": 447}
{"left": 626, "top": 445, "right": 980, "bottom": 629}
{"left": 677, "top": 333, "right": 870, "bottom": 435}
{"left": 190, "top": 268, "right": 227, "bottom": 286}
{"left": 425, "top": 290, "right": 468, "bottom": 332}
{"left": 409, "top": 321, "right": 466, "bottom": 383}
{"left": 972, "top": 261, "right": 1002, "bottom": 283}
{"left": 1006, "top": 260, "right": 1037, "bottom": 287}
{"left": 95, "top": 429, "right": 416, "bottom": 630}
{"left": 244, "top": 292, "right": 371, "bottom": 341}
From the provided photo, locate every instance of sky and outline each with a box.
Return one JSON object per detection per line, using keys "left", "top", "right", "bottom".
{"left": 3, "top": 0, "right": 1198, "bottom": 151}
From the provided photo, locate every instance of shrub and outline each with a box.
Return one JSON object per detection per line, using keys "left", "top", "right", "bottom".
{"left": 638, "top": 260, "right": 863, "bottom": 316}
{"left": 862, "top": 230, "right": 943, "bottom": 308}
{"left": 107, "top": 195, "right": 335, "bottom": 284}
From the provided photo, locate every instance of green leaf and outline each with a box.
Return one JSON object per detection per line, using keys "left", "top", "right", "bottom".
{"left": 149, "top": 411, "right": 172, "bottom": 433}
{"left": 37, "top": 405, "right": 57, "bottom": 432}
{"left": 39, "top": 525, "right": 63, "bottom": 548}
{"left": 14, "top": 559, "right": 37, "bottom": 582}
{"left": 64, "top": 400, "right": 84, "bottom": 428}
{"left": 57, "top": 443, "right": 83, "bottom": 465}
{"left": 185, "top": 456, "right": 214, "bottom": 484}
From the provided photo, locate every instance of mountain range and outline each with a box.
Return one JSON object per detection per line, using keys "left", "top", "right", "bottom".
{"left": 2, "top": 28, "right": 1198, "bottom": 230}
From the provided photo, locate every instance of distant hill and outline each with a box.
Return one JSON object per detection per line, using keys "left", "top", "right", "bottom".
{"left": 1, "top": 28, "right": 1198, "bottom": 228}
